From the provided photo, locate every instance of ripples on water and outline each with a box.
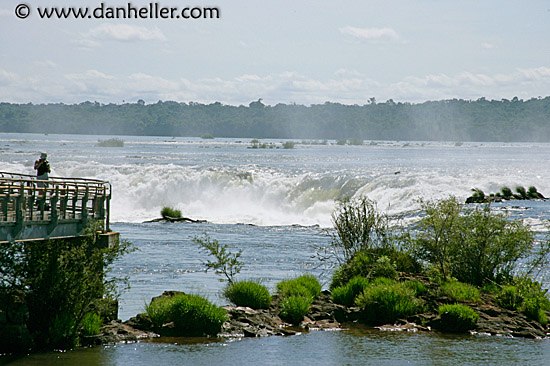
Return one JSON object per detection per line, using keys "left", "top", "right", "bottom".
{"left": 7, "top": 329, "right": 550, "bottom": 366}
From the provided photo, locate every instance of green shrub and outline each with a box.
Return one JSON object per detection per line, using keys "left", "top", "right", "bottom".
{"left": 348, "top": 138, "right": 363, "bottom": 146}
{"left": 279, "top": 295, "right": 313, "bottom": 325}
{"left": 409, "top": 197, "right": 537, "bottom": 286}
{"left": 527, "top": 186, "right": 544, "bottom": 199}
{"left": 497, "top": 285, "right": 523, "bottom": 310}
{"left": 404, "top": 280, "right": 427, "bottom": 296}
{"left": 200, "top": 133, "right": 214, "bottom": 139}
{"left": 146, "top": 293, "right": 227, "bottom": 336}
{"left": 223, "top": 280, "right": 271, "bottom": 309}
{"left": 282, "top": 141, "right": 296, "bottom": 149}
{"left": 0, "top": 221, "right": 132, "bottom": 351}
{"left": 277, "top": 274, "right": 321, "bottom": 299}
{"left": 497, "top": 276, "right": 550, "bottom": 325}
{"left": 336, "top": 138, "right": 347, "bottom": 145}
{"left": 371, "top": 255, "right": 398, "bottom": 280}
{"left": 331, "top": 197, "right": 393, "bottom": 262}
{"left": 330, "top": 251, "right": 374, "bottom": 289}
{"left": 355, "top": 280, "right": 422, "bottom": 325}
{"left": 49, "top": 313, "right": 78, "bottom": 349}
{"left": 145, "top": 295, "right": 177, "bottom": 328}
{"left": 81, "top": 312, "right": 103, "bottom": 336}
{"left": 501, "top": 186, "right": 513, "bottom": 199}
{"left": 331, "top": 276, "right": 369, "bottom": 307}
{"left": 193, "top": 234, "right": 243, "bottom": 284}
{"left": 481, "top": 283, "right": 501, "bottom": 295}
{"left": 161, "top": 206, "right": 182, "bottom": 219}
{"left": 438, "top": 304, "right": 478, "bottom": 332}
{"left": 97, "top": 138, "right": 124, "bottom": 147}
{"left": 170, "top": 294, "right": 227, "bottom": 336}
{"left": 515, "top": 186, "right": 527, "bottom": 199}
{"left": 441, "top": 281, "right": 480, "bottom": 302}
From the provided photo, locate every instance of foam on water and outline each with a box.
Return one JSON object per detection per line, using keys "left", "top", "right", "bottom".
{"left": 3, "top": 133, "right": 550, "bottom": 227}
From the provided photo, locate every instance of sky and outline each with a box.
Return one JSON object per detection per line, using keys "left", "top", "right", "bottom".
{"left": 1, "top": 0, "right": 549, "bottom": 106}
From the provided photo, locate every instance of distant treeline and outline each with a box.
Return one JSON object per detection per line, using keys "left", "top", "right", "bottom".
{"left": 1, "top": 97, "right": 550, "bottom": 141}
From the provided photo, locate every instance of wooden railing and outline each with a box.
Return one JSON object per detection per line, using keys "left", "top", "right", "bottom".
{"left": 0, "top": 172, "right": 111, "bottom": 241}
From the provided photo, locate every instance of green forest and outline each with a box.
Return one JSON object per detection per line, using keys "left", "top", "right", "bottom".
{"left": 1, "top": 96, "right": 549, "bottom": 142}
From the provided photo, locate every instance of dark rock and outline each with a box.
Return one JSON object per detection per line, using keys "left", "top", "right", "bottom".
{"left": 83, "top": 320, "right": 159, "bottom": 346}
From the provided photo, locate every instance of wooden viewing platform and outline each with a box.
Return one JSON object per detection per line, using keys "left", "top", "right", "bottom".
{"left": 0, "top": 172, "right": 117, "bottom": 245}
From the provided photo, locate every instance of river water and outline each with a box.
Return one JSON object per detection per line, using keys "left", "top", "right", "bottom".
{"left": 2, "top": 133, "right": 550, "bottom": 365}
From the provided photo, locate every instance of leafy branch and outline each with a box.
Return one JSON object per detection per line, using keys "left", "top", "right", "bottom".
{"left": 193, "top": 234, "right": 243, "bottom": 284}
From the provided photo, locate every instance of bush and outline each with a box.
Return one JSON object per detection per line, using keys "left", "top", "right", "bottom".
{"left": 496, "top": 276, "right": 550, "bottom": 325}
{"left": 331, "top": 197, "right": 393, "bottom": 263}
{"left": 97, "top": 138, "right": 124, "bottom": 147}
{"left": 330, "top": 247, "right": 418, "bottom": 290}
{"left": 355, "top": 280, "right": 422, "bottom": 325}
{"left": 170, "top": 294, "right": 227, "bottom": 336}
{"left": 145, "top": 295, "right": 177, "bottom": 328}
{"left": 223, "top": 280, "right": 271, "bottom": 309}
{"left": 277, "top": 274, "right": 321, "bottom": 299}
{"left": 501, "top": 186, "right": 513, "bottom": 199}
{"left": 409, "top": 197, "right": 538, "bottom": 286}
{"left": 161, "top": 206, "right": 182, "bottom": 219}
{"left": 282, "top": 141, "right": 296, "bottom": 149}
{"left": 438, "top": 304, "right": 478, "bottom": 332}
{"left": 146, "top": 293, "right": 227, "bottom": 336}
{"left": 441, "top": 281, "right": 480, "bottom": 302}
{"left": 371, "top": 256, "right": 398, "bottom": 280}
{"left": 0, "top": 222, "right": 131, "bottom": 351}
{"left": 81, "top": 312, "right": 102, "bottom": 336}
{"left": 193, "top": 234, "right": 243, "bottom": 284}
{"left": 279, "top": 295, "right": 313, "bottom": 325}
{"left": 331, "top": 276, "right": 369, "bottom": 307}
{"left": 404, "top": 280, "right": 427, "bottom": 296}
{"left": 200, "top": 133, "right": 214, "bottom": 139}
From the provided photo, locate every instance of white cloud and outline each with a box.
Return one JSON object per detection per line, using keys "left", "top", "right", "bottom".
{"left": 481, "top": 42, "right": 495, "bottom": 49}
{"left": 85, "top": 24, "right": 166, "bottom": 42}
{"left": 65, "top": 70, "right": 115, "bottom": 81}
{"left": 1, "top": 67, "right": 550, "bottom": 105}
{"left": 73, "top": 39, "right": 101, "bottom": 49}
{"left": 0, "top": 69, "right": 18, "bottom": 86}
{"left": 340, "top": 26, "right": 400, "bottom": 42}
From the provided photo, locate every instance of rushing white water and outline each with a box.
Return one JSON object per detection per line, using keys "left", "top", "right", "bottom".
{"left": 3, "top": 133, "right": 550, "bottom": 227}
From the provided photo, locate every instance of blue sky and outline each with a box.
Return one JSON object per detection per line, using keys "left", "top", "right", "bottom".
{"left": 1, "top": 0, "right": 549, "bottom": 105}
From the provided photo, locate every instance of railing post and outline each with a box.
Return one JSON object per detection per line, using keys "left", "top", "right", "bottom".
{"left": 81, "top": 186, "right": 89, "bottom": 231}
{"left": 47, "top": 186, "right": 59, "bottom": 235}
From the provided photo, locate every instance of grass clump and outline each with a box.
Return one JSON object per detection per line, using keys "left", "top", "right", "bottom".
{"left": 331, "top": 276, "right": 369, "bottom": 307}
{"left": 80, "top": 312, "right": 102, "bottom": 336}
{"left": 171, "top": 294, "right": 227, "bottom": 336}
{"left": 279, "top": 295, "right": 313, "bottom": 325}
{"left": 355, "top": 279, "right": 422, "bottom": 325}
{"left": 145, "top": 293, "right": 227, "bottom": 336}
{"left": 223, "top": 280, "right": 271, "bottom": 309}
{"left": 282, "top": 141, "right": 296, "bottom": 149}
{"left": 277, "top": 274, "right": 321, "bottom": 299}
{"left": 161, "top": 206, "right": 182, "bottom": 219}
{"left": 97, "top": 138, "right": 124, "bottom": 147}
{"left": 145, "top": 295, "right": 176, "bottom": 328}
{"left": 276, "top": 274, "right": 321, "bottom": 325}
{"left": 441, "top": 281, "right": 480, "bottom": 302}
{"left": 496, "top": 276, "right": 550, "bottom": 325}
{"left": 404, "top": 280, "right": 427, "bottom": 296}
{"left": 438, "top": 304, "right": 478, "bottom": 332}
